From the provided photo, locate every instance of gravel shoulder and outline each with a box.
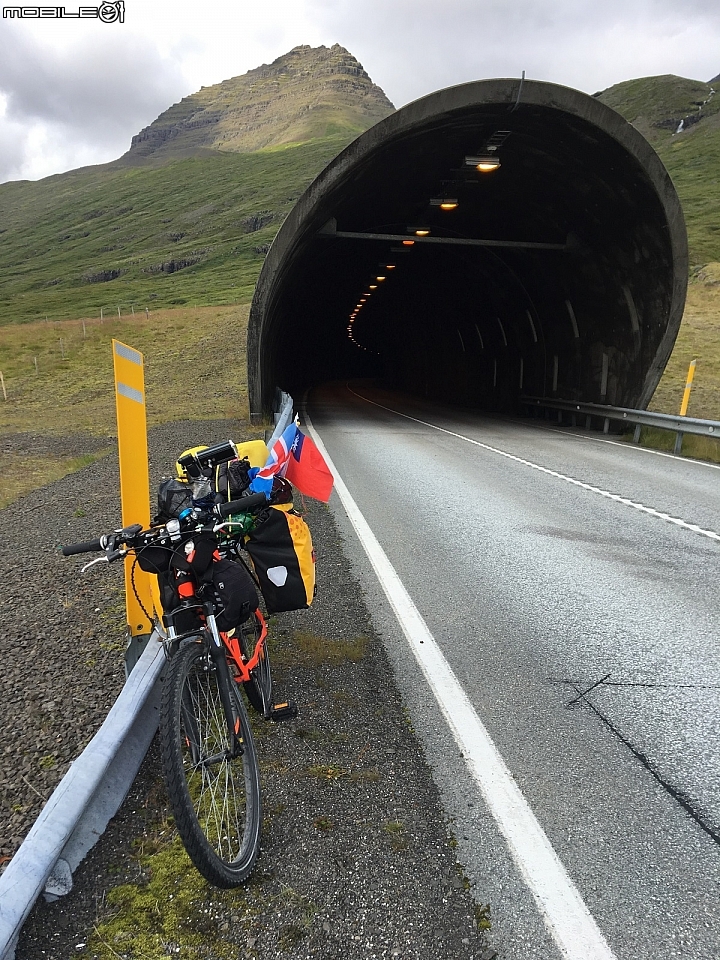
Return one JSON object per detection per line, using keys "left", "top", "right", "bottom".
{"left": 3, "top": 420, "right": 497, "bottom": 960}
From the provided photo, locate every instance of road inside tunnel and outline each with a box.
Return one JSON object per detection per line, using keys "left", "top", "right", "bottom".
{"left": 248, "top": 78, "right": 687, "bottom": 419}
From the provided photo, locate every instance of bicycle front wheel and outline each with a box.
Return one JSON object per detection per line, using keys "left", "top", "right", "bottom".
{"left": 160, "top": 638, "right": 262, "bottom": 887}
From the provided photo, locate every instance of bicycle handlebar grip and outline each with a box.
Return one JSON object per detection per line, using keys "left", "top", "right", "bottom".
{"left": 62, "top": 538, "right": 104, "bottom": 556}
{"left": 216, "top": 493, "right": 268, "bottom": 518}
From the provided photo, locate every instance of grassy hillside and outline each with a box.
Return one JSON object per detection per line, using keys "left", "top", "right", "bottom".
{"left": 597, "top": 74, "right": 720, "bottom": 268}
{"left": 0, "top": 136, "right": 351, "bottom": 325}
{"left": 0, "top": 43, "right": 395, "bottom": 327}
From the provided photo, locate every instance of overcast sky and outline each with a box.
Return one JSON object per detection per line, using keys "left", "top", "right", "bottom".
{"left": 0, "top": 0, "right": 718, "bottom": 183}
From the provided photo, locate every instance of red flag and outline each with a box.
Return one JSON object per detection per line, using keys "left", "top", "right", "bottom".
{"left": 284, "top": 430, "right": 334, "bottom": 502}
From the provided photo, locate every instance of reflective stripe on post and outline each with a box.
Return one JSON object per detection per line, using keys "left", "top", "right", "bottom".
{"left": 679, "top": 359, "right": 697, "bottom": 417}
{"left": 112, "top": 339, "right": 159, "bottom": 637}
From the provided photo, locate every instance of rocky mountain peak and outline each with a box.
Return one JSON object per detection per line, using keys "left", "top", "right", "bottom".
{"left": 123, "top": 44, "right": 395, "bottom": 164}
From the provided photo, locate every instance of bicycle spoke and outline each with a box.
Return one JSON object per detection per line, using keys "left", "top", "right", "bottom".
{"left": 161, "top": 640, "right": 261, "bottom": 886}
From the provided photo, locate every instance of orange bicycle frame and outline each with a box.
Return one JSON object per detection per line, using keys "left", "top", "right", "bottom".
{"left": 221, "top": 609, "right": 268, "bottom": 683}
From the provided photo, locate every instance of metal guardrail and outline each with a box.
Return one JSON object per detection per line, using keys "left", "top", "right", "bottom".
{"left": 0, "top": 635, "right": 165, "bottom": 960}
{"left": 521, "top": 396, "right": 720, "bottom": 456}
{"left": 267, "top": 391, "right": 294, "bottom": 447}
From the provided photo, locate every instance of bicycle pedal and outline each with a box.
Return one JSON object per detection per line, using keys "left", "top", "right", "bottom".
{"left": 269, "top": 701, "right": 298, "bottom": 722}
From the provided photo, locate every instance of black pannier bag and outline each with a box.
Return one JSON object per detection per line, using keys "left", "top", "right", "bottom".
{"left": 136, "top": 532, "right": 220, "bottom": 634}
{"left": 245, "top": 506, "right": 315, "bottom": 614}
{"left": 212, "top": 559, "right": 257, "bottom": 632}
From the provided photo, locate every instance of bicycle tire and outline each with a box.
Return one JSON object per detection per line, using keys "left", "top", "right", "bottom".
{"left": 160, "top": 638, "right": 262, "bottom": 887}
{"left": 239, "top": 612, "right": 273, "bottom": 719}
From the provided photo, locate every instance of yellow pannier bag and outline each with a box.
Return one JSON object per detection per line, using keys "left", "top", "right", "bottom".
{"left": 245, "top": 504, "right": 316, "bottom": 613}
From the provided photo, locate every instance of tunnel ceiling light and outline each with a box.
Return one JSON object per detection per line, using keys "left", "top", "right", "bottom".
{"left": 376, "top": 276, "right": 386, "bottom": 282}
{"left": 385, "top": 264, "right": 396, "bottom": 269}
{"left": 369, "top": 284, "right": 378, "bottom": 289}
{"left": 430, "top": 198, "right": 459, "bottom": 210}
{"left": 402, "top": 240, "right": 415, "bottom": 246}
{"left": 465, "top": 155, "right": 501, "bottom": 172}
{"left": 414, "top": 228, "right": 430, "bottom": 236}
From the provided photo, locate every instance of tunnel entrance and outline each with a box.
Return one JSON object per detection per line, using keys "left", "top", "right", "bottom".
{"left": 248, "top": 78, "right": 687, "bottom": 418}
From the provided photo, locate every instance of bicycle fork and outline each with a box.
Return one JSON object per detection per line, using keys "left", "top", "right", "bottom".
{"left": 204, "top": 605, "right": 245, "bottom": 760}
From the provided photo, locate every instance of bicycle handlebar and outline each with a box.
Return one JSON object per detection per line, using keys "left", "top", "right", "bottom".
{"left": 62, "top": 537, "right": 105, "bottom": 556}
{"left": 62, "top": 495, "right": 268, "bottom": 559}
{"left": 215, "top": 493, "right": 267, "bottom": 518}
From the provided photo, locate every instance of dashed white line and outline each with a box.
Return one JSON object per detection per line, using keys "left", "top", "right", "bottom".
{"left": 349, "top": 387, "right": 720, "bottom": 544}
{"left": 305, "top": 408, "right": 619, "bottom": 960}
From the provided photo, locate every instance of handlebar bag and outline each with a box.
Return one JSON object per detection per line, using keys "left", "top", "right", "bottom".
{"left": 245, "top": 505, "right": 315, "bottom": 613}
{"left": 155, "top": 477, "right": 193, "bottom": 523}
{"left": 136, "top": 531, "right": 217, "bottom": 580}
{"left": 214, "top": 457, "right": 252, "bottom": 502}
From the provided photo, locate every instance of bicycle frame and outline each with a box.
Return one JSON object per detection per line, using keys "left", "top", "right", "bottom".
{"left": 221, "top": 609, "right": 268, "bottom": 683}
{"left": 163, "top": 592, "right": 268, "bottom": 739}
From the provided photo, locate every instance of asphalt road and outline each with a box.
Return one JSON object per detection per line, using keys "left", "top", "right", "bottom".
{"left": 306, "top": 380, "right": 720, "bottom": 960}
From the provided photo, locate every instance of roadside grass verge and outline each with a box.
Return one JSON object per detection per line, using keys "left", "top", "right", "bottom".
{"left": 650, "top": 276, "right": 720, "bottom": 422}
{"left": 0, "top": 303, "right": 257, "bottom": 506}
{"left": 0, "top": 303, "right": 252, "bottom": 435}
{"left": 621, "top": 427, "right": 720, "bottom": 464}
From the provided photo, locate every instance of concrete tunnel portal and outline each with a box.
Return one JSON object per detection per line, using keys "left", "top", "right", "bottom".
{"left": 247, "top": 78, "right": 688, "bottom": 418}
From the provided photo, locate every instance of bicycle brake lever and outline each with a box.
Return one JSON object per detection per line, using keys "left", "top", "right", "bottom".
{"left": 80, "top": 545, "right": 127, "bottom": 572}
{"left": 81, "top": 555, "right": 109, "bottom": 573}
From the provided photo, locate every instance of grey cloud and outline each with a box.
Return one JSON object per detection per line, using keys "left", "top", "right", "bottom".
{"left": 0, "top": 22, "right": 188, "bottom": 180}
{"left": 0, "top": 116, "right": 29, "bottom": 182}
{"left": 309, "top": 0, "right": 720, "bottom": 105}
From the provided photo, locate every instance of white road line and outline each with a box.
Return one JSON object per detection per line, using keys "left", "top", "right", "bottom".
{"left": 349, "top": 387, "right": 720, "bottom": 544}
{"left": 304, "top": 409, "right": 618, "bottom": 960}
{"left": 524, "top": 419, "right": 720, "bottom": 471}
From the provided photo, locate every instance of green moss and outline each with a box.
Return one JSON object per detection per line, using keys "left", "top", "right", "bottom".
{"left": 85, "top": 834, "right": 262, "bottom": 960}
{"left": 382, "top": 819, "right": 408, "bottom": 851}
{"left": 306, "top": 763, "right": 348, "bottom": 780}
{"left": 474, "top": 902, "right": 492, "bottom": 932}
{"left": 272, "top": 630, "right": 369, "bottom": 668}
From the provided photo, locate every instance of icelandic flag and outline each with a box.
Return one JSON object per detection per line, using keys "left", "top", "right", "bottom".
{"left": 249, "top": 423, "right": 334, "bottom": 502}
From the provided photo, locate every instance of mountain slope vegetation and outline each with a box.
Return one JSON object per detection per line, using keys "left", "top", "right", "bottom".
{"left": 0, "top": 45, "right": 394, "bottom": 325}
{"left": 596, "top": 73, "right": 720, "bottom": 268}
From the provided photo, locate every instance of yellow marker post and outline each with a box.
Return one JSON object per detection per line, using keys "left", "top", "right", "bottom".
{"left": 112, "top": 339, "right": 159, "bottom": 637}
{"left": 679, "top": 360, "right": 697, "bottom": 417}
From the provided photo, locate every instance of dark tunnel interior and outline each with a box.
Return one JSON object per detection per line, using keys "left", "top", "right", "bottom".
{"left": 248, "top": 80, "right": 687, "bottom": 417}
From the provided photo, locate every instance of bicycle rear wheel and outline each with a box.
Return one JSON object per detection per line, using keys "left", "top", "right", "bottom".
{"left": 239, "top": 611, "right": 273, "bottom": 719}
{"left": 160, "top": 638, "right": 262, "bottom": 887}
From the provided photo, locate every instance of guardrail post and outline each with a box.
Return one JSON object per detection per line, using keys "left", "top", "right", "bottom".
{"left": 674, "top": 431, "right": 684, "bottom": 456}
{"left": 633, "top": 424, "right": 641, "bottom": 443}
{"left": 603, "top": 417, "right": 610, "bottom": 434}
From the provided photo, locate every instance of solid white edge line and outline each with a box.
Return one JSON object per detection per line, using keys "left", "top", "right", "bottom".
{"left": 304, "top": 409, "right": 618, "bottom": 960}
